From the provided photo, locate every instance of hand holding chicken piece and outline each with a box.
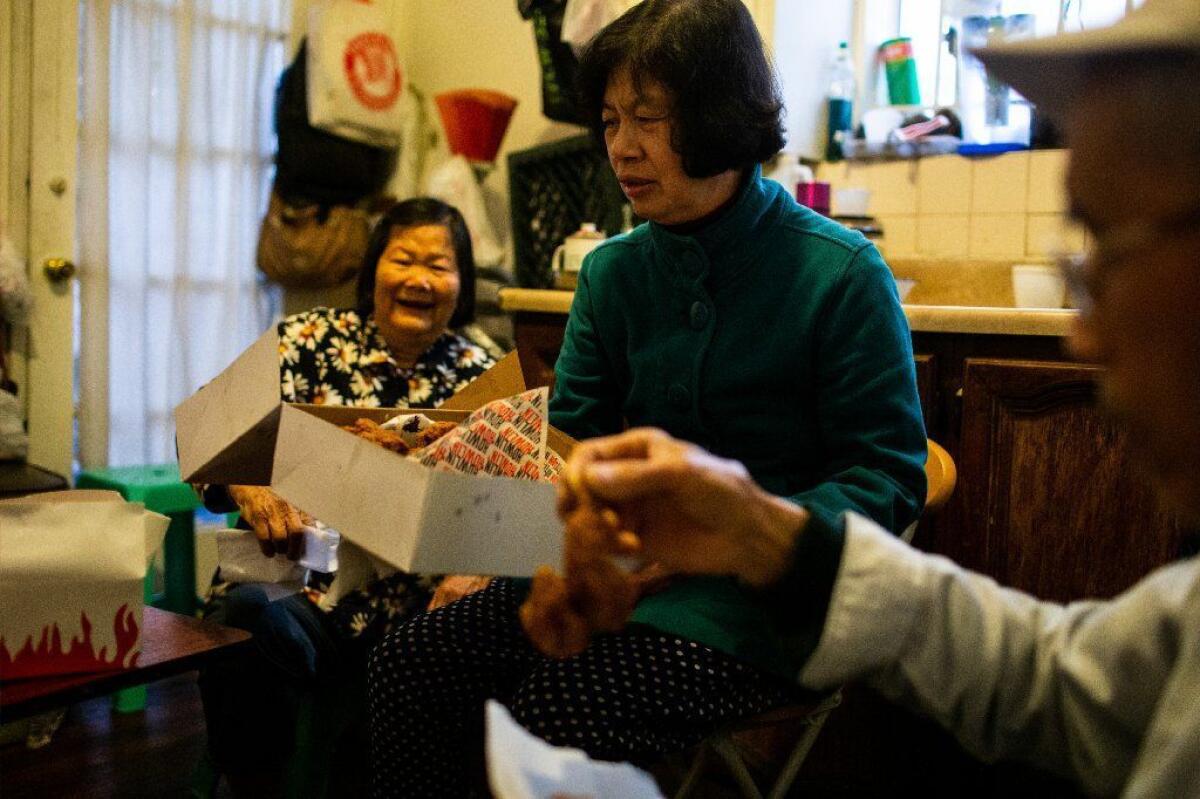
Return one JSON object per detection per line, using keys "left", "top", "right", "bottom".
{"left": 522, "top": 428, "right": 808, "bottom": 658}
{"left": 520, "top": 460, "right": 657, "bottom": 658}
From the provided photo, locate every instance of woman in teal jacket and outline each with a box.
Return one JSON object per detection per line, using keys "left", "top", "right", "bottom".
{"left": 368, "top": 1, "right": 925, "bottom": 794}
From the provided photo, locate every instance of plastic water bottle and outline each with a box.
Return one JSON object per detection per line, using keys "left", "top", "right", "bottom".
{"left": 826, "top": 42, "right": 855, "bottom": 162}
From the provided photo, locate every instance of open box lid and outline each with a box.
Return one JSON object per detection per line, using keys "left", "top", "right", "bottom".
{"left": 0, "top": 490, "right": 170, "bottom": 568}
{"left": 174, "top": 327, "right": 529, "bottom": 486}
{"left": 269, "top": 403, "right": 568, "bottom": 575}
{"left": 0, "top": 489, "right": 124, "bottom": 506}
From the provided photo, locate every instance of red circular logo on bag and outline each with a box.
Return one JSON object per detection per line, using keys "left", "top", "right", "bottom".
{"left": 344, "top": 32, "right": 402, "bottom": 111}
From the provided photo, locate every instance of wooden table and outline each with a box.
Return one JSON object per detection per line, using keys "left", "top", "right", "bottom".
{"left": 0, "top": 461, "right": 69, "bottom": 498}
{"left": 0, "top": 607, "right": 250, "bottom": 722}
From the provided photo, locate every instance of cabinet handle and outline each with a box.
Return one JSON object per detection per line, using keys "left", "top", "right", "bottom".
{"left": 950, "top": 386, "right": 965, "bottom": 433}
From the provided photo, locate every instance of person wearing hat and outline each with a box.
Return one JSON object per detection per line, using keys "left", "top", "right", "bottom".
{"left": 537, "top": 1, "right": 1200, "bottom": 795}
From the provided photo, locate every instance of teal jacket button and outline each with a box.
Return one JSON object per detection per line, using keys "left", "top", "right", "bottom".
{"left": 689, "top": 301, "right": 710, "bottom": 330}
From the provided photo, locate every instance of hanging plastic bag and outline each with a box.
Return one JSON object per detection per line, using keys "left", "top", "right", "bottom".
{"left": 276, "top": 40, "right": 398, "bottom": 207}
{"left": 307, "top": 0, "right": 408, "bottom": 148}
{"left": 422, "top": 155, "right": 504, "bottom": 267}
{"left": 385, "top": 86, "right": 431, "bottom": 201}
{"left": 560, "top": 0, "right": 635, "bottom": 53}
{"left": 0, "top": 223, "right": 32, "bottom": 327}
{"left": 1, "top": 221, "right": 32, "bottom": 458}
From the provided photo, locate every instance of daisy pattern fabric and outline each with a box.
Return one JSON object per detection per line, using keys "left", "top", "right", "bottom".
{"left": 277, "top": 306, "right": 495, "bottom": 408}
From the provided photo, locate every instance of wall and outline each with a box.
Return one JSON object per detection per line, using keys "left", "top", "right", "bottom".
{"left": 770, "top": 0, "right": 854, "bottom": 160}
{"left": 398, "top": 0, "right": 584, "bottom": 260}
{"left": 818, "top": 149, "right": 1083, "bottom": 261}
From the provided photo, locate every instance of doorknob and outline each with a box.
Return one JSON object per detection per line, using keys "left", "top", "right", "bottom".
{"left": 43, "top": 257, "right": 76, "bottom": 283}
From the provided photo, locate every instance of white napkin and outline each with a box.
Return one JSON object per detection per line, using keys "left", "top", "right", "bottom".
{"left": 213, "top": 529, "right": 305, "bottom": 586}
{"left": 485, "top": 700, "right": 664, "bottom": 799}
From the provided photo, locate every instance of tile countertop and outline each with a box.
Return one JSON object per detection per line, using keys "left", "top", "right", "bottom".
{"left": 498, "top": 287, "right": 1077, "bottom": 338}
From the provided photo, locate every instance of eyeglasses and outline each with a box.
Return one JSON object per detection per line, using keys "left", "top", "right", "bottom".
{"left": 1056, "top": 208, "right": 1200, "bottom": 312}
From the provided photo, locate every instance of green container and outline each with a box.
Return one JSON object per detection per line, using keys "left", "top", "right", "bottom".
{"left": 880, "top": 37, "right": 921, "bottom": 106}
{"left": 75, "top": 463, "right": 201, "bottom": 615}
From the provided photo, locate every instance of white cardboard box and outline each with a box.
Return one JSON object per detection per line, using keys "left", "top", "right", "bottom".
{"left": 175, "top": 329, "right": 570, "bottom": 576}
{"left": 0, "top": 491, "right": 167, "bottom": 680}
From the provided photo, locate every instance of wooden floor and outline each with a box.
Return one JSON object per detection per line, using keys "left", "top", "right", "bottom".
{"left": 0, "top": 673, "right": 228, "bottom": 799}
{"left": 0, "top": 673, "right": 1083, "bottom": 798}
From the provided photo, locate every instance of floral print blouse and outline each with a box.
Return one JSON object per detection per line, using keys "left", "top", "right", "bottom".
{"left": 206, "top": 306, "right": 498, "bottom": 643}
{"left": 278, "top": 307, "right": 495, "bottom": 409}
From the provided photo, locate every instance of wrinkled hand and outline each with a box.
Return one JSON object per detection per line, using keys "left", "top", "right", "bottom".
{"left": 427, "top": 574, "right": 493, "bottom": 611}
{"left": 560, "top": 428, "right": 808, "bottom": 586}
{"left": 228, "top": 484, "right": 313, "bottom": 560}
{"left": 522, "top": 428, "right": 807, "bottom": 659}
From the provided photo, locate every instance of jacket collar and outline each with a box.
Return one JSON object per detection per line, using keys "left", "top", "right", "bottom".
{"left": 646, "top": 164, "right": 783, "bottom": 286}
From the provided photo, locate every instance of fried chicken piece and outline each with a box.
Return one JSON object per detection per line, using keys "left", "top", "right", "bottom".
{"left": 521, "top": 502, "right": 641, "bottom": 659}
{"left": 340, "top": 418, "right": 410, "bottom": 454}
{"left": 520, "top": 566, "right": 593, "bottom": 659}
{"left": 413, "top": 420, "right": 458, "bottom": 449}
{"left": 341, "top": 417, "right": 460, "bottom": 455}
{"left": 563, "top": 504, "right": 640, "bottom": 632}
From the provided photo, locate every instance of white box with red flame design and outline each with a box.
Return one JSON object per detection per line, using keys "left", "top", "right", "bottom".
{"left": 0, "top": 491, "right": 168, "bottom": 680}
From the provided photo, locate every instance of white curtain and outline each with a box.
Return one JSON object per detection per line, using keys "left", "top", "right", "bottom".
{"left": 78, "top": 0, "right": 290, "bottom": 467}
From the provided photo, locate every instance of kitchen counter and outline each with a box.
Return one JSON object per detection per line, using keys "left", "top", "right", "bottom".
{"left": 499, "top": 288, "right": 1077, "bottom": 337}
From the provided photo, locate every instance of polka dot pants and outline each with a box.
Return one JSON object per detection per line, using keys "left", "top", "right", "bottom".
{"left": 367, "top": 578, "right": 802, "bottom": 798}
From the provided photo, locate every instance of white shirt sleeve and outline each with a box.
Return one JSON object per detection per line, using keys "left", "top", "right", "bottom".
{"left": 799, "top": 512, "right": 1200, "bottom": 797}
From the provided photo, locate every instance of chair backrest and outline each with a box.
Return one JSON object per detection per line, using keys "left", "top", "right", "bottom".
{"left": 924, "top": 439, "right": 956, "bottom": 514}
{"left": 675, "top": 440, "right": 959, "bottom": 798}
{"left": 901, "top": 439, "right": 957, "bottom": 544}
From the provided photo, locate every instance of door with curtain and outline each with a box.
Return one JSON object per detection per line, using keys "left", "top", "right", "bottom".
{"left": 4, "top": 1, "right": 290, "bottom": 475}
{"left": 76, "top": 0, "right": 289, "bottom": 469}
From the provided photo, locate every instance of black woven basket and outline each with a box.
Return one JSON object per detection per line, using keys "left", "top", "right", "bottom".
{"left": 508, "top": 135, "right": 628, "bottom": 288}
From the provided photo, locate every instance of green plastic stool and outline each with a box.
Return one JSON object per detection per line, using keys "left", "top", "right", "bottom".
{"left": 75, "top": 463, "right": 201, "bottom": 713}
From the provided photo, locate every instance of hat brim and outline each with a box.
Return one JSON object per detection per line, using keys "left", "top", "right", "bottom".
{"left": 977, "top": 10, "right": 1200, "bottom": 121}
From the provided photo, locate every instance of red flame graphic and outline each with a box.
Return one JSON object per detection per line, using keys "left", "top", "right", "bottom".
{"left": 0, "top": 604, "right": 140, "bottom": 680}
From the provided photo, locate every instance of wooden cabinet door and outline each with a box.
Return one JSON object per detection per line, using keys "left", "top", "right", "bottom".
{"left": 950, "top": 358, "right": 1184, "bottom": 602}
{"left": 511, "top": 312, "right": 566, "bottom": 391}
{"left": 913, "top": 353, "right": 936, "bottom": 431}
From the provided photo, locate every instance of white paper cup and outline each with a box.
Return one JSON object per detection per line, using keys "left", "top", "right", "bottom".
{"left": 833, "top": 187, "right": 871, "bottom": 216}
{"left": 893, "top": 277, "right": 916, "bottom": 302}
{"left": 1011, "top": 264, "right": 1066, "bottom": 308}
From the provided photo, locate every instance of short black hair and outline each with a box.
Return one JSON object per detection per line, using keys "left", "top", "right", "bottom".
{"left": 576, "top": 0, "right": 785, "bottom": 178}
{"left": 356, "top": 197, "right": 476, "bottom": 328}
